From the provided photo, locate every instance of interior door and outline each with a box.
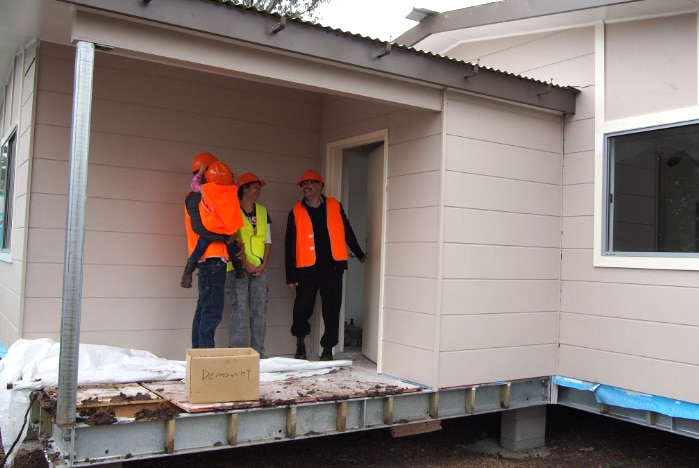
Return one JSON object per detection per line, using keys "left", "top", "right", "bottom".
{"left": 362, "top": 144, "right": 384, "bottom": 362}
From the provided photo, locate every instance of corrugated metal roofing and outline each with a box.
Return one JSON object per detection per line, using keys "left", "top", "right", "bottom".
{"left": 203, "top": 0, "right": 578, "bottom": 93}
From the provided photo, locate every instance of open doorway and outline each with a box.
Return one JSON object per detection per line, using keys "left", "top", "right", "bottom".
{"left": 326, "top": 131, "right": 387, "bottom": 369}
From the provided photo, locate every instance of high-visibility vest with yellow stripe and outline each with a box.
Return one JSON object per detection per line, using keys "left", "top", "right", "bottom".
{"left": 293, "top": 198, "right": 347, "bottom": 268}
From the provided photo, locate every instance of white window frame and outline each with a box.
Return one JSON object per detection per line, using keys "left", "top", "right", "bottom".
{"left": 0, "top": 126, "right": 16, "bottom": 260}
{"left": 592, "top": 22, "right": 699, "bottom": 271}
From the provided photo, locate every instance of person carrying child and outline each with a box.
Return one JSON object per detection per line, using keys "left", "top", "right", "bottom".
{"left": 181, "top": 160, "right": 245, "bottom": 288}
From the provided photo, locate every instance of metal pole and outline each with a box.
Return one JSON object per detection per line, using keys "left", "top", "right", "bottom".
{"left": 56, "top": 41, "right": 94, "bottom": 427}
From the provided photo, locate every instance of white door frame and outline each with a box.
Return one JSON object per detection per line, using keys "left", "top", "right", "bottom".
{"left": 326, "top": 129, "right": 388, "bottom": 371}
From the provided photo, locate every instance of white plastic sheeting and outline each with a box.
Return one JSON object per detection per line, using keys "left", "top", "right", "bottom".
{"left": 0, "top": 338, "right": 351, "bottom": 466}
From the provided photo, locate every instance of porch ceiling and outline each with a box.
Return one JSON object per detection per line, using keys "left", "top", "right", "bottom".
{"left": 0, "top": 0, "right": 72, "bottom": 101}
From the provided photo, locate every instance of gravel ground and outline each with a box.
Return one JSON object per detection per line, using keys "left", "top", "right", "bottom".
{"left": 4, "top": 404, "right": 698, "bottom": 467}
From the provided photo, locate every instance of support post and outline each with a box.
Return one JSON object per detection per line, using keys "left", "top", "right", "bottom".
{"left": 500, "top": 406, "right": 547, "bottom": 451}
{"left": 57, "top": 40, "right": 94, "bottom": 428}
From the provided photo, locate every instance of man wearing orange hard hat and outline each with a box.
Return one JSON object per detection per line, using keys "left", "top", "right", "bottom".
{"left": 285, "top": 169, "right": 367, "bottom": 361}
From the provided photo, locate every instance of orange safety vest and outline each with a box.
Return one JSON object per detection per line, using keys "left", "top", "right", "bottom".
{"left": 184, "top": 193, "right": 229, "bottom": 261}
{"left": 199, "top": 183, "right": 244, "bottom": 234}
{"left": 293, "top": 197, "right": 348, "bottom": 268}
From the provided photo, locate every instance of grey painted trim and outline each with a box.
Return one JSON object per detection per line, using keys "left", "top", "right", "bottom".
{"left": 55, "top": 0, "right": 578, "bottom": 114}
{"left": 396, "top": 0, "right": 643, "bottom": 47}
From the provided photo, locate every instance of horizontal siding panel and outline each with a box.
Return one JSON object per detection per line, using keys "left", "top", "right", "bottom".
{"left": 563, "top": 150, "right": 594, "bottom": 186}
{"left": 444, "top": 207, "right": 560, "bottom": 247}
{"left": 29, "top": 194, "right": 182, "bottom": 233}
{"left": 383, "top": 308, "right": 435, "bottom": 351}
{"left": 387, "top": 171, "right": 441, "bottom": 209}
{"left": 521, "top": 53, "right": 595, "bottom": 92}
{"left": 438, "top": 345, "right": 557, "bottom": 388}
{"left": 27, "top": 228, "right": 184, "bottom": 266}
{"left": 32, "top": 158, "right": 188, "bottom": 203}
{"left": 0, "top": 286, "right": 21, "bottom": 330}
{"left": 559, "top": 345, "right": 699, "bottom": 405}
{"left": 561, "top": 215, "right": 593, "bottom": 249}
{"left": 562, "top": 248, "right": 699, "bottom": 287}
{"left": 443, "top": 245, "right": 560, "bottom": 280}
{"left": 388, "top": 109, "right": 442, "bottom": 145}
{"left": 560, "top": 313, "right": 699, "bottom": 365}
{"left": 562, "top": 182, "right": 593, "bottom": 217}
{"left": 445, "top": 172, "right": 561, "bottom": 216}
{"left": 442, "top": 279, "right": 560, "bottom": 315}
{"left": 384, "top": 243, "right": 439, "bottom": 278}
{"left": 562, "top": 118, "right": 594, "bottom": 155}
{"left": 36, "top": 90, "right": 320, "bottom": 158}
{"left": 446, "top": 95, "right": 562, "bottom": 154}
{"left": 441, "top": 312, "right": 558, "bottom": 351}
{"left": 42, "top": 54, "right": 323, "bottom": 132}
{"left": 0, "top": 261, "right": 23, "bottom": 295}
{"left": 387, "top": 135, "right": 442, "bottom": 177}
{"left": 322, "top": 96, "right": 393, "bottom": 131}
{"left": 561, "top": 280, "right": 699, "bottom": 326}
{"left": 386, "top": 207, "right": 439, "bottom": 243}
{"left": 23, "top": 297, "right": 195, "bottom": 333}
{"left": 382, "top": 341, "right": 434, "bottom": 387}
{"left": 384, "top": 276, "right": 437, "bottom": 314}
{"left": 450, "top": 28, "right": 594, "bottom": 84}
{"left": 25, "top": 264, "right": 202, "bottom": 298}
{"left": 446, "top": 136, "right": 561, "bottom": 185}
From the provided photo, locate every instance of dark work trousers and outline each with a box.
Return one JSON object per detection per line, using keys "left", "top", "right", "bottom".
{"left": 291, "top": 266, "right": 344, "bottom": 349}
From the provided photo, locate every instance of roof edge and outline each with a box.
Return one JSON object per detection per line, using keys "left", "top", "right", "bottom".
{"left": 395, "top": 0, "right": 643, "bottom": 47}
{"left": 57, "top": 0, "right": 579, "bottom": 114}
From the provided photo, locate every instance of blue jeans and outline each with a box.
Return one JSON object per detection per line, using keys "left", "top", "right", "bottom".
{"left": 226, "top": 269, "right": 269, "bottom": 357}
{"left": 191, "top": 258, "right": 227, "bottom": 348}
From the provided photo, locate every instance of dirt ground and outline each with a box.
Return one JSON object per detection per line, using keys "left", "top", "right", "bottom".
{"left": 4, "top": 403, "right": 698, "bottom": 467}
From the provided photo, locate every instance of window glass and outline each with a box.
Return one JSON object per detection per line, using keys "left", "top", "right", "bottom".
{"left": 0, "top": 130, "right": 15, "bottom": 251}
{"left": 607, "top": 122, "right": 699, "bottom": 254}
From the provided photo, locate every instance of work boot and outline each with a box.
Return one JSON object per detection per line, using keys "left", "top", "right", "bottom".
{"left": 294, "top": 342, "right": 307, "bottom": 360}
{"left": 320, "top": 347, "right": 333, "bottom": 361}
{"left": 180, "top": 258, "right": 198, "bottom": 288}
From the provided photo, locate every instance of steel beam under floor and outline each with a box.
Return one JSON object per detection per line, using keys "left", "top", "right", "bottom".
{"left": 34, "top": 377, "right": 550, "bottom": 466}
{"left": 556, "top": 385, "right": 699, "bottom": 440}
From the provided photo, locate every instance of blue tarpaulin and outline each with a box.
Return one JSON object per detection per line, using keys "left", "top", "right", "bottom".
{"left": 555, "top": 375, "right": 699, "bottom": 421}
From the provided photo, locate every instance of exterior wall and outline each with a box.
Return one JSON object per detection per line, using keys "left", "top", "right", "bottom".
{"left": 563, "top": 14, "right": 699, "bottom": 404}
{"left": 24, "top": 42, "right": 322, "bottom": 359}
{"left": 443, "top": 13, "right": 699, "bottom": 403}
{"left": 605, "top": 14, "right": 697, "bottom": 120}
{"left": 438, "top": 92, "right": 561, "bottom": 388}
{"left": 322, "top": 96, "right": 443, "bottom": 387}
{"left": 0, "top": 43, "right": 37, "bottom": 349}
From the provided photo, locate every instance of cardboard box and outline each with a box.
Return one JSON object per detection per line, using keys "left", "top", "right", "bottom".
{"left": 185, "top": 348, "right": 260, "bottom": 404}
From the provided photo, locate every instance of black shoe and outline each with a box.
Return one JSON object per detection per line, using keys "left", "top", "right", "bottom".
{"left": 294, "top": 343, "right": 307, "bottom": 360}
{"left": 180, "top": 270, "right": 192, "bottom": 288}
{"left": 320, "top": 347, "right": 333, "bottom": 361}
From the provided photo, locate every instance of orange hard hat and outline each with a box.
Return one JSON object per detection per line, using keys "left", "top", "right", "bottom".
{"left": 297, "top": 169, "right": 324, "bottom": 187}
{"left": 205, "top": 161, "right": 234, "bottom": 186}
{"left": 237, "top": 172, "right": 266, "bottom": 187}
{"left": 191, "top": 152, "right": 217, "bottom": 173}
